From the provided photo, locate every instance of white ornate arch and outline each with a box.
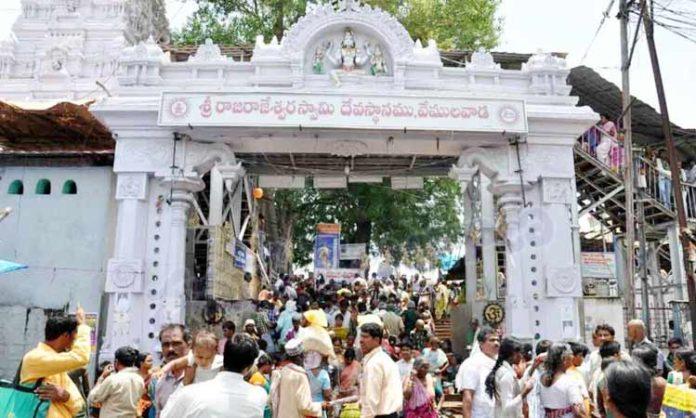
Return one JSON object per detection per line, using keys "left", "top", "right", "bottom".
{"left": 281, "top": 2, "right": 414, "bottom": 71}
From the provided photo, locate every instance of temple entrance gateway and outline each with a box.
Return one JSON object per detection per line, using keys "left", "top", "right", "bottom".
{"left": 92, "top": 1, "right": 595, "bottom": 357}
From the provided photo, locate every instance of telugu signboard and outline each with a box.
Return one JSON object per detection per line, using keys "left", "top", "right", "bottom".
{"left": 159, "top": 92, "right": 528, "bottom": 133}
{"left": 580, "top": 252, "right": 616, "bottom": 279}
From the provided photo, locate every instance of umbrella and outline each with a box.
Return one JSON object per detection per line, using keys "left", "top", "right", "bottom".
{"left": 0, "top": 259, "right": 27, "bottom": 274}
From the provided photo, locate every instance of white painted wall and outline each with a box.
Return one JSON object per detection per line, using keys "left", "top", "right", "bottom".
{"left": 0, "top": 166, "right": 116, "bottom": 378}
{"left": 582, "top": 298, "right": 626, "bottom": 348}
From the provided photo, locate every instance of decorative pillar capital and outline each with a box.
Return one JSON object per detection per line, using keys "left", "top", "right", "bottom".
{"left": 216, "top": 162, "right": 245, "bottom": 191}
{"left": 116, "top": 173, "right": 148, "bottom": 200}
{"left": 449, "top": 164, "right": 477, "bottom": 189}
{"left": 158, "top": 173, "right": 206, "bottom": 201}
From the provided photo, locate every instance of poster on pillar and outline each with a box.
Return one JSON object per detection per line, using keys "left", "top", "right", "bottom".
{"left": 314, "top": 224, "right": 340, "bottom": 270}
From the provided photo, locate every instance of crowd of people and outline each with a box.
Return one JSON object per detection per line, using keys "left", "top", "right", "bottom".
{"left": 12, "top": 273, "right": 696, "bottom": 418}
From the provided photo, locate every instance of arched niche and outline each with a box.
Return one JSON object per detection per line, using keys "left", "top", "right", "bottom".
{"left": 304, "top": 23, "right": 394, "bottom": 77}
{"left": 8, "top": 180, "right": 23, "bottom": 195}
{"left": 35, "top": 178, "right": 51, "bottom": 195}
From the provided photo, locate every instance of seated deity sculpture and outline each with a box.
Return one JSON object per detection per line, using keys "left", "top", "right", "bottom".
{"left": 311, "top": 28, "right": 388, "bottom": 85}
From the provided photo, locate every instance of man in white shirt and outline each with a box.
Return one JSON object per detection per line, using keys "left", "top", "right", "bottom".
{"left": 359, "top": 322, "right": 403, "bottom": 418}
{"left": 270, "top": 339, "right": 324, "bottom": 418}
{"left": 396, "top": 343, "right": 415, "bottom": 381}
{"left": 88, "top": 346, "right": 145, "bottom": 418}
{"left": 161, "top": 334, "right": 267, "bottom": 418}
{"left": 455, "top": 326, "right": 499, "bottom": 418}
{"left": 587, "top": 324, "right": 630, "bottom": 380}
{"left": 627, "top": 319, "right": 666, "bottom": 374}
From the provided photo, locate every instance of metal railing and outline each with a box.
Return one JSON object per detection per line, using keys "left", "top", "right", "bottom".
{"left": 576, "top": 125, "right": 696, "bottom": 220}
{"left": 636, "top": 154, "right": 696, "bottom": 218}
{"left": 577, "top": 125, "right": 624, "bottom": 173}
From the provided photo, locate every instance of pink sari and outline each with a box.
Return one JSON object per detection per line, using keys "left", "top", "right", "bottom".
{"left": 404, "top": 377, "right": 437, "bottom": 418}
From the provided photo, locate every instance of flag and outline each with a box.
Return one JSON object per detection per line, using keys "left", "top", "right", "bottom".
{"left": 0, "top": 259, "right": 27, "bottom": 274}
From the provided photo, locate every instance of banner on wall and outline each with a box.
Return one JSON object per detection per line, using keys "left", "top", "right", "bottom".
{"left": 580, "top": 252, "right": 616, "bottom": 278}
{"left": 314, "top": 223, "right": 340, "bottom": 270}
{"left": 340, "top": 243, "right": 366, "bottom": 260}
{"left": 233, "top": 240, "right": 247, "bottom": 270}
{"left": 316, "top": 268, "right": 363, "bottom": 283}
{"left": 85, "top": 313, "right": 98, "bottom": 353}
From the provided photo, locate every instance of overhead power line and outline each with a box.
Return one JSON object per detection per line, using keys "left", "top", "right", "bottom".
{"left": 580, "top": 0, "right": 617, "bottom": 64}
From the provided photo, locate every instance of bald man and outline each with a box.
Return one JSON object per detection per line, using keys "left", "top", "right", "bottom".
{"left": 627, "top": 319, "right": 665, "bottom": 373}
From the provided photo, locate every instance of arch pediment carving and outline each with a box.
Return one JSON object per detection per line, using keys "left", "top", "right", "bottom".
{"left": 281, "top": 1, "right": 414, "bottom": 71}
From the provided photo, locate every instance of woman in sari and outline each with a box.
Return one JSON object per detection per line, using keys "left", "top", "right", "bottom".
{"left": 434, "top": 280, "right": 450, "bottom": 320}
{"left": 403, "top": 357, "right": 438, "bottom": 418}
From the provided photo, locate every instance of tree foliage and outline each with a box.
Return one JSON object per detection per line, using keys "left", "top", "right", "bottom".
{"left": 173, "top": 0, "right": 501, "bottom": 50}
{"left": 271, "top": 179, "right": 463, "bottom": 268}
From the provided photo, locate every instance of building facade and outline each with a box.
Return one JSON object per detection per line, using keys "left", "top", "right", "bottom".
{"left": 1, "top": 0, "right": 598, "bottom": 365}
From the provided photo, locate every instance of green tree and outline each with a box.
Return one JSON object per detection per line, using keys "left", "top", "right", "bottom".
{"left": 269, "top": 178, "right": 463, "bottom": 268}
{"left": 173, "top": 0, "right": 500, "bottom": 50}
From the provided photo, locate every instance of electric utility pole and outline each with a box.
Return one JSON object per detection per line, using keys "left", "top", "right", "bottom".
{"left": 640, "top": 0, "right": 696, "bottom": 348}
{"left": 620, "top": 0, "right": 637, "bottom": 320}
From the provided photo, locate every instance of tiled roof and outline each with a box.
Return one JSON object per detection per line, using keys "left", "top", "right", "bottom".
{"left": 0, "top": 101, "right": 114, "bottom": 159}
{"left": 568, "top": 65, "right": 696, "bottom": 160}
{"left": 163, "top": 44, "right": 254, "bottom": 62}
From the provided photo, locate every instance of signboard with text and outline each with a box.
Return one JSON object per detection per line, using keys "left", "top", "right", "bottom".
{"left": 159, "top": 92, "right": 528, "bottom": 133}
{"left": 316, "top": 268, "right": 363, "bottom": 283}
{"left": 580, "top": 252, "right": 616, "bottom": 279}
{"left": 340, "top": 243, "right": 366, "bottom": 260}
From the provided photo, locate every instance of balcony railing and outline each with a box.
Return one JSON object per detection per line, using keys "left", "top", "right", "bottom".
{"left": 577, "top": 124, "right": 624, "bottom": 173}
{"left": 576, "top": 125, "right": 696, "bottom": 221}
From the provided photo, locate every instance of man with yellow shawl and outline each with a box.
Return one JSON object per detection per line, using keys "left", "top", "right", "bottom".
{"left": 299, "top": 310, "right": 335, "bottom": 360}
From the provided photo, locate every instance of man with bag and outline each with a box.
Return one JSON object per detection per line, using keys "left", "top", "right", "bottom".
{"left": 20, "top": 307, "right": 91, "bottom": 417}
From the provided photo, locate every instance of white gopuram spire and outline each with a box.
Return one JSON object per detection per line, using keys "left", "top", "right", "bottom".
{"left": 0, "top": 0, "right": 133, "bottom": 99}
{"left": 123, "top": 0, "right": 170, "bottom": 45}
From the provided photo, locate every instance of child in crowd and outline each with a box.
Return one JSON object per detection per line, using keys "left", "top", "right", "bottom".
{"left": 159, "top": 330, "right": 223, "bottom": 385}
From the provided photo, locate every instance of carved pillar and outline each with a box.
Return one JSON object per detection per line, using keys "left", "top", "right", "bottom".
{"left": 462, "top": 191, "right": 479, "bottom": 320}
{"left": 158, "top": 175, "right": 205, "bottom": 324}
{"left": 480, "top": 176, "right": 497, "bottom": 301}
{"left": 496, "top": 186, "right": 529, "bottom": 337}
{"left": 538, "top": 177, "right": 582, "bottom": 341}
{"left": 450, "top": 165, "right": 479, "bottom": 319}
{"left": 100, "top": 173, "right": 149, "bottom": 359}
